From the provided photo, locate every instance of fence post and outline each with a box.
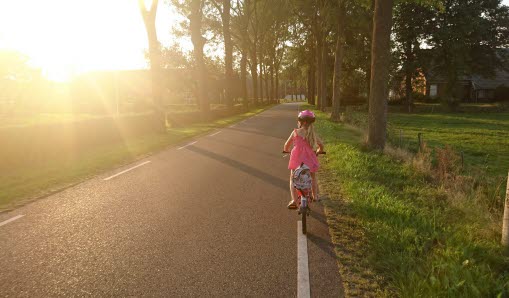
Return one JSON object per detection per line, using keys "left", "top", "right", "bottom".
{"left": 418, "top": 133, "right": 423, "bottom": 152}
{"left": 502, "top": 170, "right": 509, "bottom": 250}
{"left": 399, "top": 129, "right": 403, "bottom": 148}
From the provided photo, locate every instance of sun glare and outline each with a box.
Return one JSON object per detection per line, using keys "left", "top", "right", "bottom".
{"left": 0, "top": 0, "right": 175, "bottom": 82}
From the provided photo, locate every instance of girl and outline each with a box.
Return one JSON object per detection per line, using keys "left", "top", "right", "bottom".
{"left": 283, "top": 110, "right": 324, "bottom": 209}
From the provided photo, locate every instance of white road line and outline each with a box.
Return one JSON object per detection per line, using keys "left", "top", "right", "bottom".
{"left": 297, "top": 221, "right": 311, "bottom": 298}
{"left": 177, "top": 141, "right": 198, "bottom": 150}
{"left": 0, "top": 215, "right": 25, "bottom": 227}
{"left": 103, "top": 161, "right": 151, "bottom": 181}
{"left": 229, "top": 124, "right": 237, "bottom": 128}
{"left": 209, "top": 131, "right": 221, "bottom": 137}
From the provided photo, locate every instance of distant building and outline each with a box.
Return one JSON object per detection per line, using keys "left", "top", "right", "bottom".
{"left": 425, "top": 49, "right": 509, "bottom": 101}
{"left": 425, "top": 69, "right": 509, "bottom": 101}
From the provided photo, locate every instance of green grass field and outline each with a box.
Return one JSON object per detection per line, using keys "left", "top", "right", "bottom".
{"left": 346, "top": 110, "right": 509, "bottom": 178}
{"left": 311, "top": 108, "right": 509, "bottom": 297}
{"left": 387, "top": 112, "right": 509, "bottom": 177}
{"left": 0, "top": 107, "right": 270, "bottom": 211}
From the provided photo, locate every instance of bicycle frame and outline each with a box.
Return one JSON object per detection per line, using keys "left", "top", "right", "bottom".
{"left": 296, "top": 188, "right": 312, "bottom": 208}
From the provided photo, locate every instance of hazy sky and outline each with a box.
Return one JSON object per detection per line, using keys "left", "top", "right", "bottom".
{"left": 0, "top": 0, "right": 181, "bottom": 81}
{"left": 1, "top": 0, "right": 508, "bottom": 81}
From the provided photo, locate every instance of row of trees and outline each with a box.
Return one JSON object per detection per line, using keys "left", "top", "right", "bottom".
{"left": 139, "top": 0, "right": 509, "bottom": 148}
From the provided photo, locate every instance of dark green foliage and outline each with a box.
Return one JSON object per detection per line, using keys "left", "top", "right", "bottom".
{"left": 425, "top": 0, "right": 509, "bottom": 103}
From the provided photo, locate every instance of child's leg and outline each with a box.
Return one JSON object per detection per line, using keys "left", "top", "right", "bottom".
{"left": 311, "top": 172, "right": 319, "bottom": 200}
{"left": 289, "top": 170, "right": 297, "bottom": 202}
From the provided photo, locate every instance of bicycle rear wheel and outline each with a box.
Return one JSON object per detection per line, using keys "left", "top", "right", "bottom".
{"left": 300, "top": 196, "right": 308, "bottom": 234}
{"left": 301, "top": 206, "right": 307, "bottom": 234}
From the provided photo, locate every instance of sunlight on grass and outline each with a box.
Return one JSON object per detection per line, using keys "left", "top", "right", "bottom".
{"left": 0, "top": 106, "right": 270, "bottom": 211}
{"left": 310, "top": 108, "right": 509, "bottom": 297}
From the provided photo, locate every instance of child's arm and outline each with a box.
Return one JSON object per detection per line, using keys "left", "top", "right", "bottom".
{"left": 283, "top": 131, "right": 294, "bottom": 152}
{"left": 316, "top": 135, "right": 324, "bottom": 153}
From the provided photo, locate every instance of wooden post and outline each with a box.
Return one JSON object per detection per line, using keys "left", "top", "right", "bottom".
{"left": 502, "top": 171, "right": 509, "bottom": 249}
{"left": 399, "top": 129, "right": 403, "bottom": 148}
{"left": 418, "top": 133, "right": 423, "bottom": 152}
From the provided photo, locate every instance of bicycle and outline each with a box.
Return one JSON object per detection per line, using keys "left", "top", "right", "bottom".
{"left": 283, "top": 151, "right": 326, "bottom": 234}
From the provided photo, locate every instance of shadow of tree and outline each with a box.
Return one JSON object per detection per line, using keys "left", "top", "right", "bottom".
{"left": 186, "top": 145, "right": 288, "bottom": 191}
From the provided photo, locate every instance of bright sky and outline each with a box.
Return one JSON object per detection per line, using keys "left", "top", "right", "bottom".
{"left": 0, "top": 0, "right": 182, "bottom": 81}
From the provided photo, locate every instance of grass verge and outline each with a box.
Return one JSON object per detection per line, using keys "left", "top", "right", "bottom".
{"left": 343, "top": 109, "right": 509, "bottom": 177}
{"left": 310, "top": 107, "right": 509, "bottom": 297}
{"left": 0, "top": 106, "right": 272, "bottom": 212}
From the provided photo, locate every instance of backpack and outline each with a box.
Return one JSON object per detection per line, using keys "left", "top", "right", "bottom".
{"left": 292, "top": 163, "right": 312, "bottom": 190}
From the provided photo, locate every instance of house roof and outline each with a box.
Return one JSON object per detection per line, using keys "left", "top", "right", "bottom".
{"left": 426, "top": 48, "right": 509, "bottom": 90}
{"left": 470, "top": 68, "right": 509, "bottom": 90}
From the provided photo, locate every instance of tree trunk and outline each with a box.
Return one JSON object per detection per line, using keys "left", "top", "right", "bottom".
{"left": 307, "top": 67, "right": 312, "bottom": 103}
{"left": 265, "top": 66, "right": 272, "bottom": 102}
{"left": 265, "top": 64, "right": 270, "bottom": 101}
{"left": 138, "top": 0, "right": 165, "bottom": 129}
{"left": 320, "top": 33, "right": 328, "bottom": 112}
{"left": 366, "top": 0, "right": 375, "bottom": 101}
{"left": 331, "top": 2, "right": 346, "bottom": 121}
{"left": 270, "top": 63, "right": 275, "bottom": 102}
{"left": 249, "top": 49, "right": 258, "bottom": 106}
{"left": 259, "top": 63, "right": 264, "bottom": 103}
{"left": 222, "top": 0, "right": 233, "bottom": 109}
{"left": 308, "top": 54, "right": 316, "bottom": 105}
{"left": 404, "top": 39, "right": 413, "bottom": 113}
{"left": 275, "top": 71, "right": 279, "bottom": 101}
{"left": 502, "top": 171, "right": 509, "bottom": 249}
{"left": 190, "top": 0, "right": 209, "bottom": 115}
{"left": 316, "top": 33, "right": 323, "bottom": 108}
{"left": 241, "top": 50, "right": 249, "bottom": 110}
{"left": 367, "top": 0, "right": 393, "bottom": 150}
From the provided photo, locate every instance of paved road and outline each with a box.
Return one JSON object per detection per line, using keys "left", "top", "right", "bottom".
{"left": 0, "top": 103, "right": 343, "bottom": 297}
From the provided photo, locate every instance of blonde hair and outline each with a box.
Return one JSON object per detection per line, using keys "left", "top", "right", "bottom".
{"left": 300, "top": 122, "right": 318, "bottom": 150}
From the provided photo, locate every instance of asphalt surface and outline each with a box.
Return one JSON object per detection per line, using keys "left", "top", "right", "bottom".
{"left": 0, "top": 103, "right": 344, "bottom": 297}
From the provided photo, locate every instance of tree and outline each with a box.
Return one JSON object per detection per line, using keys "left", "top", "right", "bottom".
{"left": 189, "top": 0, "right": 210, "bottom": 114}
{"left": 425, "top": 0, "right": 509, "bottom": 108}
{"left": 291, "top": 0, "right": 319, "bottom": 105}
{"left": 138, "top": 0, "right": 165, "bottom": 128}
{"left": 210, "top": 0, "right": 234, "bottom": 109}
{"left": 367, "top": 0, "right": 393, "bottom": 150}
{"left": 392, "top": 2, "right": 434, "bottom": 112}
{"left": 331, "top": 0, "right": 346, "bottom": 121}
{"left": 231, "top": 0, "right": 250, "bottom": 109}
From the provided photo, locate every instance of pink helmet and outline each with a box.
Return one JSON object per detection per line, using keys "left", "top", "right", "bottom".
{"left": 298, "top": 110, "right": 316, "bottom": 123}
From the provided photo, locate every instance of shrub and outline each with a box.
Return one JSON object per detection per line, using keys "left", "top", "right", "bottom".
{"left": 435, "top": 145, "right": 461, "bottom": 183}
{"left": 412, "top": 92, "right": 432, "bottom": 103}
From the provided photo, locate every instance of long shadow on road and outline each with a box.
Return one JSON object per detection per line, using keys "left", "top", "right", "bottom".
{"left": 206, "top": 137, "right": 275, "bottom": 159}
{"left": 225, "top": 127, "right": 287, "bottom": 140}
{"left": 187, "top": 145, "right": 288, "bottom": 191}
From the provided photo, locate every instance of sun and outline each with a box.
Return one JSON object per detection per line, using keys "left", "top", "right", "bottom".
{"left": 0, "top": 0, "right": 175, "bottom": 82}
